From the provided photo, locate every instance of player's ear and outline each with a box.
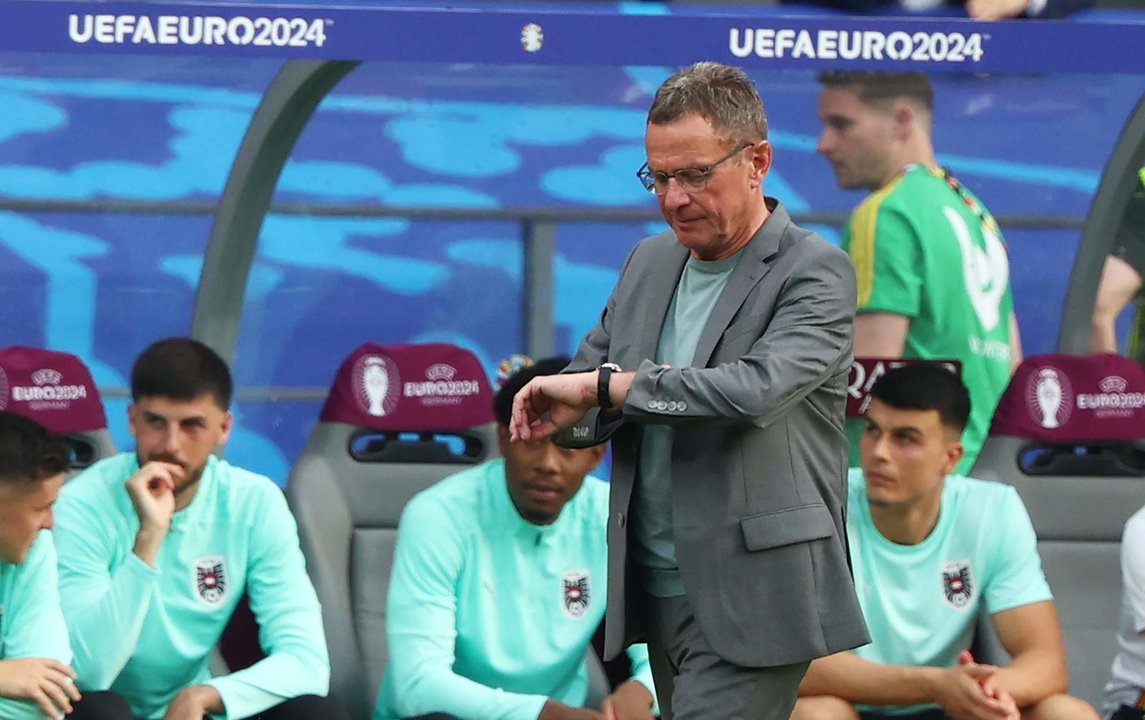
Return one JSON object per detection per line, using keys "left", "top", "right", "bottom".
{"left": 749, "top": 140, "right": 772, "bottom": 187}
{"left": 894, "top": 102, "right": 918, "bottom": 139}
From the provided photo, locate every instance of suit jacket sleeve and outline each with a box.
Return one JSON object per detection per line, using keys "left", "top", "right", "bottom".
{"left": 622, "top": 243, "right": 855, "bottom": 430}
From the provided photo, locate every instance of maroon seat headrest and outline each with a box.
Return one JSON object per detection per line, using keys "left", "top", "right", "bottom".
{"left": 846, "top": 357, "right": 961, "bottom": 419}
{"left": 990, "top": 353, "right": 1145, "bottom": 442}
{"left": 0, "top": 346, "right": 107, "bottom": 433}
{"left": 319, "top": 342, "right": 494, "bottom": 431}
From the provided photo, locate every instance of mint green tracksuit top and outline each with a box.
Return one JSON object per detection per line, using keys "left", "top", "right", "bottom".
{"left": 0, "top": 531, "right": 72, "bottom": 719}
{"left": 53, "top": 453, "right": 330, "bottom": 719}
{"left": 374, "top": 459, "right": 656, "bottom": 720}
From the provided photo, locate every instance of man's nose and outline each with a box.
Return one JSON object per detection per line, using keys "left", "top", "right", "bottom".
{"left": 816, "top": 129, "right": 833, "bottom": 155}
{"left": 163, "top": 425, "right": 182, "bottom": 453}
{"left": 535, "top": 442, "right": 562, "bottom": 475}
{"left": 869, "top": 434, "right": 892, "bottom": 462}
{"left": 661, "top": 178, "right": 691, "bottom": 208}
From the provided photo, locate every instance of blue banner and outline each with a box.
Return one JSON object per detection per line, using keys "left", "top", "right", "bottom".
{"left": 1, "top": 0, "right": 1144, "bottom": 73}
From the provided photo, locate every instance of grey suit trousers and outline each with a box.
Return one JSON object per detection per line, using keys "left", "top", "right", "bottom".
{"left": 643, "top": 592, "right": 809, "bottom": 720}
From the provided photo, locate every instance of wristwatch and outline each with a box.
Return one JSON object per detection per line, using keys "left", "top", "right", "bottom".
{"left": 597, "top": 363, "right": 622, "bottom": 409}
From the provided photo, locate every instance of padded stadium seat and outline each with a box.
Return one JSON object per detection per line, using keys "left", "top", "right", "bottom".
{"left": 286, "top": 343, "right": 501, "bottom": 719}
{"left": 0, "top": 346, "right": 116, "bottom": 468}
{"left": 970, "top": 353, "right": 1145, "bottom": 707}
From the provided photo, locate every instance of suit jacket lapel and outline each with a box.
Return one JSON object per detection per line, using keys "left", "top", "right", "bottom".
{"left": 691, "top": 200, "right": 788, "bottom": 368}
{"left": 636, "top": 239, "right": 690, "bottom": 365}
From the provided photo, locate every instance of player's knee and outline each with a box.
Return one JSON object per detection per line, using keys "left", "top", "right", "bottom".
{"left": 790, "top": 696, "right": 859, "bottom": 720}
{"left": 1022, "top": 693, "right": 1100, "bottom": 720}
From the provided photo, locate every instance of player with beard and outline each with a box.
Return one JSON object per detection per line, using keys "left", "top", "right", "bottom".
{"left": 53, "top": 338, "right": 344, "bottom": 720}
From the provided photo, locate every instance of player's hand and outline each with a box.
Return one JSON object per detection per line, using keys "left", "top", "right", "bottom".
{"left": 162, "top": 684, "right": 222, "bottom": 720}
{"left": 959, "top": 651, "right": 1020, "bottom": 720}
{"left": 602, "top": 680, "right": 655, "bottom": 720}
{"left": 0, "top": 658, "right": 81, "bottom": 719}
{"left": 127, "top": 461, "right": 180, "bottom": 566}
{"left": 966, "top": 0, "right": 1028, "bottom": 19}
{"left": 510, "top": 373, "right": 596, "bottom": 441}
{"left": 539, "top": 699, "right": 605, "bottom": 720}
{"left": 934, "top": 658, "right": 1016, "bottom": 720}
{"left": 126, "top": 461, "right": 180, "bottom": 532}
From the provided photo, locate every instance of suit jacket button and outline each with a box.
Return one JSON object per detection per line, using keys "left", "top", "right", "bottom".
{"left": 677, "top": 401, "right": 687, "bottom": 412}
{"left": 647, "top": 400, "right": 657, "bottom": 410}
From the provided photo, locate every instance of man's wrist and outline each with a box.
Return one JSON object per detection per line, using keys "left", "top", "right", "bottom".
{"left": 132, "top": 527, "right": 167, "bottom": 565}
{"left": 916, "top": 665, "right": 946, "bottom": 704}
{"left": 617, "top": 678, "right": 654, "bottom": 707}
{"left": 184, "top": 684, "right": 224, "bottom": 713}
{"left": 597, "top": 363, "right": 621, "bottom": 409}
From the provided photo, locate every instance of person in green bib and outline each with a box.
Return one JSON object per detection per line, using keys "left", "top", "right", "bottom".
{"left": 374, "top": 356, "right": 656, "bottom": 720}
{"left": 791, "top": 364, "right": 1096, "bottom": 720}
{"left": 817, "top": 71, "right": 1022, "bottom": 474}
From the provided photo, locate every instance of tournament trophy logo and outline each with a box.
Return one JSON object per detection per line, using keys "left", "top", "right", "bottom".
{"left": 520, "top": 23, "right": 543, "bottom": 52}
{"left": 353, "top": 354, "right": 399, "bottom": 417}
{"left": 1025, "top": 366, "right": 1072, "bottom": 429}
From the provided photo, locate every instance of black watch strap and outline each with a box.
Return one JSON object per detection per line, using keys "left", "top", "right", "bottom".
{"left": 597, "top": 363, "right": 621, "bottom": 409}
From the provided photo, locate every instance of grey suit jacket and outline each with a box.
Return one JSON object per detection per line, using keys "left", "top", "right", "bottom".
{"left": 569, "top": 200, "right": 870, "bottom": 668}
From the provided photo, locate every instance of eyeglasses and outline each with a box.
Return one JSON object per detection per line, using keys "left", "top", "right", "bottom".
{"left": 636, "top": 142, "right": 754, "bottom": 196}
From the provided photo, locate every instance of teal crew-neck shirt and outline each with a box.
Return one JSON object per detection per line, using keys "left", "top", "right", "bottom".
{"left": 846, "top": 469, "right": 1051, "bottom": 715}
{"left": 633, "top": 250, "right": 742, "bottom": 597}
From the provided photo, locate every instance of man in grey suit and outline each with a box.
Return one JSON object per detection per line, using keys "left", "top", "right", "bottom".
{"left": 510, "top": 62, "right": 869, "bottom": 719}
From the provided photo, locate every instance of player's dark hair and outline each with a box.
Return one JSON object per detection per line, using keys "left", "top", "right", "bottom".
{"left": 0, "top": 411, "right": 71, "bottom": 485}
{"left": 131, "top": 337, "right": 233, "bottom": 409}
{"left": 816, "top": 70, "right": 934, "bottom": 112}
{"left": 649, "top": 61, "right": 768, "bottom": 144}
{"left": 493, "top": 356, "right": 572, "bottom": 427}
{"left": 869, "top": 364, "right": 971, "bottom": 434}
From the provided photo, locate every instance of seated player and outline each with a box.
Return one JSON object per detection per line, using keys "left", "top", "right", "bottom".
{"left": 0, "top": 411, "right": 82, "bottom": 719}
{"left": 53, "top": 338, "right": 344, "bottom": 720}
{"left": 374, "top": 356, "right": 657, "bottom": 720}
{"left": 793, "top": 363, "right": 1097, "bottom": 720}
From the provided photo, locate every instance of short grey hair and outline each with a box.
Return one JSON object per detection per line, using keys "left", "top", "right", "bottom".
{"left": 647, "top": 61, "right": 768, "bottom": 144}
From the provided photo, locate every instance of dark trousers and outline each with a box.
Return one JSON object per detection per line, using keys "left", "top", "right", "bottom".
{"left": 643, "top": 593, "right": 808, "bottom": 720}
{"left": 69, "top": 691, "right": 133, "bottom": 720}
{"left": 245, "top": 695, "right": 350, "bottom": 720}
{"left": 1112, "top": 705, "right": 1145, "bottom": 720}
{"left": 70, "top": 692, "right": 348, "bottom": 720}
